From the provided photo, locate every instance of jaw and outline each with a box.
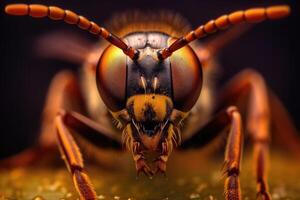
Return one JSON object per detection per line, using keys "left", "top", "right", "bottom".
{"left": 139, "top": 133, "right": 163, "bottom": 151}
{"left": 125, "top": 122, "right": 177, "bottom": 176}
{"left": 131, "top": 137, "right": 171, "bottom": 176}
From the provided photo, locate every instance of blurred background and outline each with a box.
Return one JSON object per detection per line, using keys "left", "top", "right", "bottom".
{"left": 0, "top": 0, "right": 299, "bottom": 158}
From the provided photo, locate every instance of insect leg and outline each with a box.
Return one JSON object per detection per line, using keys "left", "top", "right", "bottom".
{"left": 180, "top": 106, "right": 244, "bottom": 200}
{"left": 58, "top": 110, "right": 122, "bottom": 149}
{"left": 39, "top": 70, "right": 85, "bottom": 150}
{"left": 38, "top": 69, "right": 122, "bottom": 149}
{"left": 269, "top": 91, "right": 300, "bottom": 155}
{"left": 0, "top": 70, "right": 82, "bottom": 167}
{"left": 42, "top": 70, "right": 122, "bottom": 199}
{"left": 223, "top": 107, "right": 243, "bottom": 200}
{"left": 55, "top": 111, "right": 97, "bottom": 200}
{"left": 36, "top": 31, "right": 94, "bottom": 65}
{"left": 217, "top": 69, "right": 300, "bottom": 199}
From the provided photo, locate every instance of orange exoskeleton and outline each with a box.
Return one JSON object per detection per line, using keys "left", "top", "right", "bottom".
{"left": 4, "top": 3, "right": 300, "bottom": 200}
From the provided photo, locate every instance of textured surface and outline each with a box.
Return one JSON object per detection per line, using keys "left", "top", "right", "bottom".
{"left": 1, "top": 150, "right": 300, "bottom": 200}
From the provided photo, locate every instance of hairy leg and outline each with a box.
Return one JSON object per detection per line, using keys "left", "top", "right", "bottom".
{"left": 41, "top": 70, "right": 122, "bottom": 199}
{"left": 223, "top": 107, "right": 243, "bottom": 200}
{"left": 55, "top": 111, "right": 97, "bottom": 200}
{"left": 42, "top": 71, "right": 123, "bottom": 199}
{"left": 182, "top": 69, "right": 300, "bottom": 199}
{"left": 217, "top": 69, "right": 299, "bottom": 199}
{"left": 1, "top": 69, "right": 124, "bottom": 198}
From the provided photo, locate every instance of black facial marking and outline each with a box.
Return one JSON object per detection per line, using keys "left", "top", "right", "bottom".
{"left": 142, "top": 121, "right": 159, "bottom": 136}
{"left": 125, "top": 32, "right": 172, "bottom": 98}
{"left": 137, "top": 104, "right": 160, "bottom": 136}
{"left": 143, "top": 104, "right": 156, "bottom": 121}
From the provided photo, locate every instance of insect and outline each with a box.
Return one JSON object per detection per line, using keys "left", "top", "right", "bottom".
{"left": 3, "top": 3, "right": 300, "bottom": 200}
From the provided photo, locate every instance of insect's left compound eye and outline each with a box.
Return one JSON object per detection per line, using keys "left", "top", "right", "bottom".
{"left": 96, "top": 45, "right": 127, "bottom": 111}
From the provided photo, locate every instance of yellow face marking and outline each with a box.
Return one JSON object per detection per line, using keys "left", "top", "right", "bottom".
{"left": 127, "top": 94, "right": 173, "bottom": 122}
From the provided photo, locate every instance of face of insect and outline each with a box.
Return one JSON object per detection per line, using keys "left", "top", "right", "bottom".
{"left": 96, "top": 32, "right": 203, "bottom": 171}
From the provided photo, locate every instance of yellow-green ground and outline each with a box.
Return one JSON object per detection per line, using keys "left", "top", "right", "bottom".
{"left": 1, "top": 150, "right": 300, "bottom": 200}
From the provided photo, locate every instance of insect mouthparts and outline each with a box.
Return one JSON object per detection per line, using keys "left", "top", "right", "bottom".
{"left": 141, "top": 120, "right": 161, "bottom": 136}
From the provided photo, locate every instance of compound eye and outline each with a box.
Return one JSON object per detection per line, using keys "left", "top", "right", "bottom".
{"left": 96, "top": 45, "right": 127, "bottom": 111}
{"left": 170, "top": 44, "right": 203, "bottom": 111}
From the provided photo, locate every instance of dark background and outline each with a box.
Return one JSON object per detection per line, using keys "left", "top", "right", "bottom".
{"left": 0, "top": 0, "right": 299, "bottom": 157}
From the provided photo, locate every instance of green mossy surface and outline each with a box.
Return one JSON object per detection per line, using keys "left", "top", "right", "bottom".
{"left": 1, "top": 151, "right": 300, "bottom": 200}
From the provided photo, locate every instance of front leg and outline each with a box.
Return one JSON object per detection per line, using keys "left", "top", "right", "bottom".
{"left": 55, "top": 109, "right": 124, "bottom": 199}
{"left": 181, "top": 107, "right": 243, "bottom": 200}
{"left": 218, "top": 69, "right": 273, "bottom": 199}
{"left": 223, "top": 107, "right": 243, "bottom": 200}
{"left": 55, "top": 111, "right": 97, "bottom": 200}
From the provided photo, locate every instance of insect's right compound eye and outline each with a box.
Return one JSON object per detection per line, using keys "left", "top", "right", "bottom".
{"left": 169, "top": 42, "right": 203, "bottom": 112}
{"left": 96, "top": 45, "right": 127, "bottom": 111}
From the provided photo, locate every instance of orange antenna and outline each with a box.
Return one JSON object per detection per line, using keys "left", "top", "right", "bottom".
{"left": 5, "top": 4, "right": 139, "bottom": 59}
{"left": 158, "top": 5, "right": 290, "bottom": 60}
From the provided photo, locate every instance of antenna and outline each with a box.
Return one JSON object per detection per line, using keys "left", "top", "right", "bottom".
{"left": 5, "top": 4, "right": 139, "bottom": 59}
{"left": 158, "top": 5, "right": 290, "bottom": 60}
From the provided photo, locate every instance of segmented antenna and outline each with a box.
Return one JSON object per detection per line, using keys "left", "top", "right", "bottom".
{"left": 5, "top": 4, "right": 139, "bottom": 59}
{"left": 158, "top": 5, "right": 290, "bottom": 60}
